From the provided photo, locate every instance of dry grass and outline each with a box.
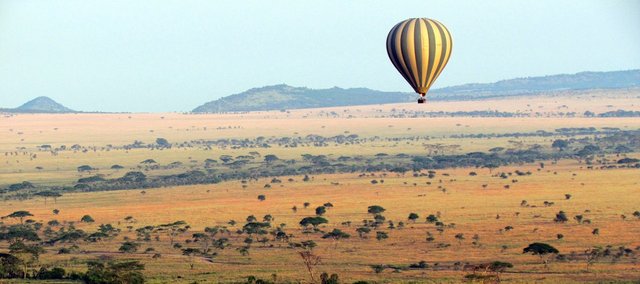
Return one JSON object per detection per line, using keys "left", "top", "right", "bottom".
{"left": 1, "top": 92, "right": 640, "bottom": 283}
{"left": 1, "top": 162, "right": 639, "bottom": 283}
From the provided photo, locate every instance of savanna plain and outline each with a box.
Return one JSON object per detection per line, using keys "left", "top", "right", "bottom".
{"left": 1, "top": 91, "right": 640, "bottom": 283}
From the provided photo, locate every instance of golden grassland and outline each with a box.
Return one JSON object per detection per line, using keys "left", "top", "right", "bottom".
{"left": 1, "top": 163, "right": 639, "bottom": 283}
{"left": 1, "top": 93, "right": 640, "bottom": 283}
{"left": 2, "top": 95, "right": 639, "bottom": 186}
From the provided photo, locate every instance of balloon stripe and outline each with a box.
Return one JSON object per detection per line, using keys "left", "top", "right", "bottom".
{"left": 394, "top": 21, "right": 416, "bottom": 89}
{"left": 417, "top": 19, "right": 429, "bottom": 91}
{"left": 387, "top": 22, "right": 415, "bottom": 89}
{"left": 431, "top": 20, "right": 453, "bottom": 88}
{"left": 426, "top": 19, "right": 442, "bottom": 89}
{"left": 401, "top": 19, "right": 420, "bottom": 91}
{"left": 428, "top": 20, "right": 447, "bottom": 89}
{"left": 414, "top": 19, "right": 424, "bottom": 90}
{"left": 423, "top": 19, "right": 436, "bottom": 94}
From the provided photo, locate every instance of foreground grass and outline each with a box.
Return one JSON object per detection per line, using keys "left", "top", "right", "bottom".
{"left": 1, "top": 161, "right": 639, "bottom": 283}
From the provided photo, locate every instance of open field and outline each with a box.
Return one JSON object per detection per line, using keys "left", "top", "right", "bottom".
{"left": 1, "top": 93, "right": 640, "bottom": 283}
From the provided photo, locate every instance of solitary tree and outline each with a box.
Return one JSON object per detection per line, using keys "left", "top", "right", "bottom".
{"left": 81, "top": 215, "right": 95, "bottom": 223}
{"left": 156, "top": 138, "right": 170, "bottom": 147}
{"left": 299, "top": 217, "right": 328, "bottom": 231}
{"left": 34, "top": 191, "right": 62, "bottom": 205}
{"left": 523, "top": 242, "right": 559, "bottom": 268}
{"left": 426, "top": 214, "right": 439, "bottom": 223}
{"left": 3, "top": 211, "right": 33, "bottom": 224}
{"left": 367, "top": 205, "right": 386, "bottom": 215}
{"left": 408, "top": 213, "right": 419, "bottom": 223}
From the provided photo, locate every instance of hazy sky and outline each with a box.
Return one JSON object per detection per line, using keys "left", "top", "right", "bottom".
{"left": 1, "top": 0, "right": 639, "bottom": 112}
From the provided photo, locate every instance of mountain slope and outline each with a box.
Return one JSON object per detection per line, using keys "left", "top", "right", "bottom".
{"left": 193, "top": 69, "right": 640, "bottom": 112}
{"left": 2, "top": 96, "right": 74, "bottom": 113}
{"left": 192, "top": 84, "right": 413, "bottom": 112}
{"left": 430, "top": 70, "right": 640, "bottom": 99}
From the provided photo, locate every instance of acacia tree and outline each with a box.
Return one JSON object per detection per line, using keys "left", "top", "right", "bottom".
{"left": 488, "top": 261, "right": 513, "bottom": 282}
{"left": 408, "top": 213, "right": 419, "bottom": 223}
{"left": 523, "top": 243, "right": 559, "bottom": 268}
{"left": 299, "top": 217, "right": 328, "bottom": 231}
{"left": 34, "top": 191, "right": 62, "bottom": 205}
{"left": 296, "top": 241, "right": 321, "bottom": 283}
{"left": 367, "top": 205, "right": 385, "bottom": 215}
{"left": 154, "top": 221, "right": 189, "bottom": 245}
{"left": 322, "top": 229, "right": 350, "bottom": 248}
{"left": 9, "top": 241, "right": 44, "bottom": 279}
{"left": 584, "top": 246, "right": 605, "bottom": 270}
{"left": 3, "top": 211, "right": 33, "bottom": 224}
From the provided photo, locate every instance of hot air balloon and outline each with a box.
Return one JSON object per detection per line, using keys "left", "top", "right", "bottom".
{"left": 386, "top": 18, "right": 452, "bottom": 103}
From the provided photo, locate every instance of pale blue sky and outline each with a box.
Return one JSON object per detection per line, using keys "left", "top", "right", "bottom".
{"left": 1, "top": 0, "right": 639, "bottom": 112}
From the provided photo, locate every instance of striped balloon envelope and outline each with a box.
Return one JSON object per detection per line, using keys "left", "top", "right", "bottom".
{"left": 386, "top": 18, "right": 452, "bottom": 103}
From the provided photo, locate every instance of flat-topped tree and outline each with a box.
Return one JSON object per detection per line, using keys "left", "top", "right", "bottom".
{"left": 81, "top": 215, "right": 95, "bottom": 223}
{"left": 322, "top": 229, "right": 350, "bottom": 241}
{"left": 367, "top": 205, "right": 385, "bottom": 215}
{"left": 34, "top": 191, "right": 62, "bottom": 205}
{"left": 3, "top": 211, "right": 33, "bottom": 224}
{"left": 523, "top": 242, "right": 559, "bottom": 268}
{"left": 299, "top": 217, "right": 328, "bottom": 230}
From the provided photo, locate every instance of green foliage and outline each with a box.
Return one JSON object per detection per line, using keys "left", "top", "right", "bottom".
{"left": 242, "top": 222, "right": 271, "bottom": 235}
{"left": 0, "top": 253, "right": 22, "bottom": 279}
{"left": 322, "top": 229, "right": 350, "bottom": 240}
{"left": 488, "top": 261, "right": 513, "bottom": 271}
{"left": 3, "top": 211, "right": 33, "bottom": 223}
{"left": 367, "top": 205, "right": 385, "bottom": 214}
{"left": 81, "top": 215, "right": 95, "bottom": 223}
{"left": 0, "top": 225, "right": 40, "bottom": 242}
{"left": 523, "top": 242, "right": 559, "bottom": 255}
{"left": 264, "top": 154, "right": 279, "bottom": 164}
{"left": 554, "top": 211, "right": 568, "bottom": 223}
{"left": 299, "top": 217, "right": 328, "bottom": 228}
{"left": 552, "top": 139, "right": 569, "bottom": 150}
{"left": 376, "top": 231, "right": 388, "bottom": 241}
{"left": 320, "top": 272, "right": 339, "bottom": 284}
{"left": 36, "top": 266, "right": 66, "bottom": 279}
{"left": 118, "top": 241, "right": 140, "bottom": 253}
{"left": 315, "top": 206, "right": 327, "bottom": 216}
{"left": 83, "top": 260, "right": 145, "bottom": 284}
{"left": 155, "top": 138, "right": 170, "bottom": 147}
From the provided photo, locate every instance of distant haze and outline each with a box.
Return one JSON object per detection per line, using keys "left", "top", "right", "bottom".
{"left": 1, "top": 0, "right": 639, "bottom": 112}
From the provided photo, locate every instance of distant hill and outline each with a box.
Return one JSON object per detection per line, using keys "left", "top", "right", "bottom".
{"left": 1, "top": 96, "right": 75, "bottom": 113}
{"left": 193, "top": 69, "right": 640, "bottom": 112}
{"left": 192, "top": 85, "right": 413, "bottom": 113}
{"left": 430, "top": 70, "right": 640, "bottom": 100}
